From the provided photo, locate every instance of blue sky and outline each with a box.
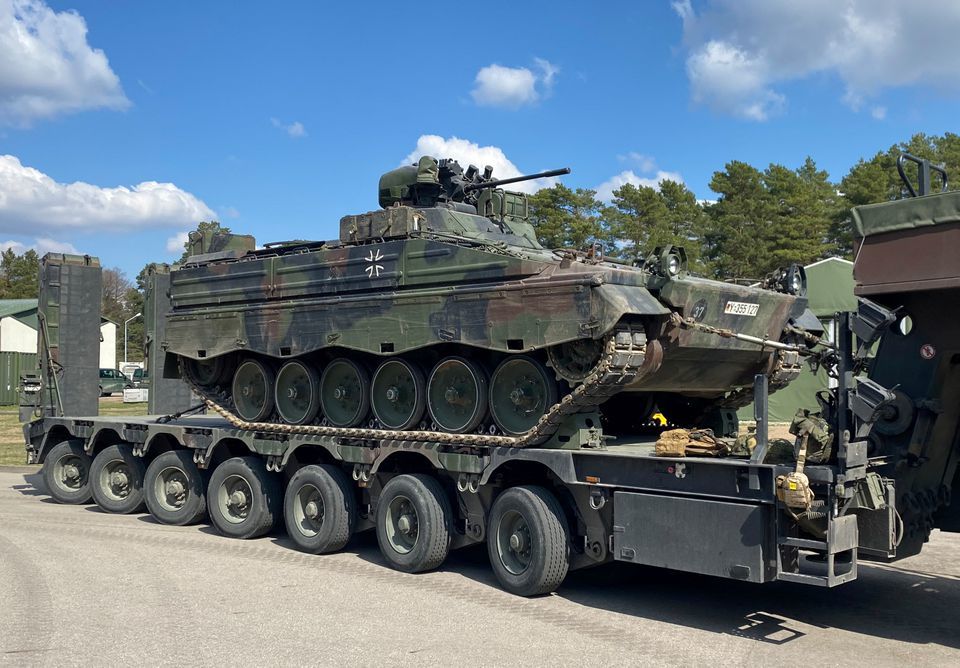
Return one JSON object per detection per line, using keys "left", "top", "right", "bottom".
{"left": 1, "top": 0, "right": 959, "bottom": 279}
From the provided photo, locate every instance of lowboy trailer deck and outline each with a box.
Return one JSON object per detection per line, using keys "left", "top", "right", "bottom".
{"left": 24, "top": 384, "right": 869, "bottom": 596}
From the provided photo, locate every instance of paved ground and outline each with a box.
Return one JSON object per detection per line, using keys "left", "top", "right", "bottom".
{"left": 1, "top": 469, "right": 958, "bottom": 667}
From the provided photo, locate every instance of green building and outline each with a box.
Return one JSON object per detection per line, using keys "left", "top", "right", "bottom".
{"left": 739, "top": 257, "right": 856, "bottom": 423}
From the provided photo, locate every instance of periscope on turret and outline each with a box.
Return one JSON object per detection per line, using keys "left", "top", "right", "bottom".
{"left": 162, "top": 155, "right": 822, "bottom": 440}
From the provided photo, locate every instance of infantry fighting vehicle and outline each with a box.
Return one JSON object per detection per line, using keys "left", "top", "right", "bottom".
{"left": 162, "top": 156, "right": 818, "bottom": 443}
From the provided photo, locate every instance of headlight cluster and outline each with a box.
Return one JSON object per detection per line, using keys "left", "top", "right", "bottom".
{"left": 763, "top": 264, "right": 806, "bottom": 296}
{"left": 644, "top": 245, "right": 687, "bottom": 279}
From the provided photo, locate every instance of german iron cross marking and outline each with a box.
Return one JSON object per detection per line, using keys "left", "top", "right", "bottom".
{"left": 365, "top": 249, "right": 384, "bottom": 278}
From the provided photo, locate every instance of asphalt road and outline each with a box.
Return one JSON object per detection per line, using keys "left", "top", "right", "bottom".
{"left": 1, "top": 468, "right": 958, "bottom": 667}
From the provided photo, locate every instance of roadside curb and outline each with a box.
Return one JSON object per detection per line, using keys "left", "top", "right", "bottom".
{"left": 0, "top": 465, "right": 40, "bottom": 473}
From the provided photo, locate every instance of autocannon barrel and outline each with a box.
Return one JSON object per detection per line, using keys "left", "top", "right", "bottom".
{"left": 462, "top": 167, "right": 571, "bottom": 193}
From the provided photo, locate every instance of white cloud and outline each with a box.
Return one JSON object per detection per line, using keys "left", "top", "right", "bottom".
{"left": 594, "top": 170, "right": 684, "bottom": 202}
{"left": 165, "top": 231, "right": 189, "bottom": 254}
{"left": 871, "top": 105, "right": 887, "bottom": 120}
{"left": 271, "top": 117, "right": 306, "bottom": 138}
{"left": 404, "top": 135, "right": 561, "bottom": 193}
{"left": 685, "top": 40, "right": 785, "bottom": 120}
{"left": 220, "top": 205, "right": 240, "bottom": 219}
{"left": 0, "top": 154, "right": 215, "bottom": 233}
{"left": 1, "top": 237, "right": 78, "bottom": 255}
{"left": 674, "top": 0, "right": 960, "bottom": 120}
{"left": 0, "top": 0, "right": 129, "bottom": 126}
{"left": 617, "top": 152, "right": 658, "bottom": 173}
{"left": 470, "top": 58, "right": 559, "bottom": 109}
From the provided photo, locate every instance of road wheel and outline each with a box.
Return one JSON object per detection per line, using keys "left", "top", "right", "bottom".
{"left": 232, "top": 359, "right": 276, "bottom": 422}
{"left": 376, "top": 474, "right": 451, "bottom": 573}
{"left": 320, "top": 358, "right": 370, "bottom": 427}
{"left": 283, "top": 464, "right": 356, "bottom": 553}
{"left": 487, "top": 485, "right": 569, "bottom": 596}
{"left": 90, "top": 444, "right": 147, "bottom": 514}
{"left": 426, "top": 356, "right": 487, "bottom": 433}
{"left": 144, "top": 450, "right": 207, "bottom": 525}
{"left": 275, "top": 360, "right": 321, "bottom": 425}
{"left": 42, "top": 440, "right": 93, "bottom": 504}
{"left": 370, "top": 359, "right": 425, "bottom": 430}
{"left": 207, "top": 456, "right": 280, "bottom": 539}
{"left": 489, "top": 356, "right": 557, "bottom": 435}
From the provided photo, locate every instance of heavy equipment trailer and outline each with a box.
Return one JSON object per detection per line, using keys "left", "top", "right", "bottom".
{"left": 23, "top": 388, "right": 867, "bottom": 596}
{"left": 19, "top": 155, "right": 959, "bottom": 597}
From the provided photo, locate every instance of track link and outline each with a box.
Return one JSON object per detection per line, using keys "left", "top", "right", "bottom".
{"left": 183, "top": 324, "right": 651, "bottom": 448}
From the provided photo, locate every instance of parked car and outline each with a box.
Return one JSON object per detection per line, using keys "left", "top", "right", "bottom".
{"left": 99, "top": 368, "right": 132, "bottom": 397}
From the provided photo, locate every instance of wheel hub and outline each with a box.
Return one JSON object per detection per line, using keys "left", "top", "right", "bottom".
{"left": 509, "top": 531, "right": 526, "bottom": 552}
{"left": 304, "top": 500, "right": 320, "bottom": 520}
{"left": 110, "top": 470, "right": 129, "bottom": 490}
{"left": 509, "top": 387, "right": 529, "bottom": 408}
{"left": 386, "top": 386, "right": 400, "bottom": 402}
{"left": 397, "top": 513, "right": 415, "bottom": 535}
{"left": 63, "top": 464, "right": 80, "bottom": 481}
{"left": 228, "top": 489, "right": 248, "bottom": 509}
{"left": 333, "top": 385, "right": 348, "bottom": 400}
{"left": 165, "top": 479, "right": 185, "bottom": 497}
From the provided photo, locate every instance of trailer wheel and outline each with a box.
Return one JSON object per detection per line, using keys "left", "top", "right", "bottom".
{"left": 42, "top": 440, "right": 93, "bottom": 504}
{"left": 207, "top": 456, "right": 280, "bottom": 539}
{"left": 376, "top": 474, "right": 451, "bottom": 573}
{"left": 284, "top": 464, "right": 356, "bottom": 554}
{"left": 487, "top": 485, "right": 570, "bottom": 596}
{"left": 144, "top": 450, "right": 207, "bottom": 526}
{"left": 90, "top": 444, "right": 147, "bottom": 514}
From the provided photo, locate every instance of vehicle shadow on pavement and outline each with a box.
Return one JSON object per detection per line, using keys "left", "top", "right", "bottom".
{"left": 15, "top": 471, "right": 959, "bottom": 649}
{"left": 552, "top": 560, "right": 960, "bottom": 649}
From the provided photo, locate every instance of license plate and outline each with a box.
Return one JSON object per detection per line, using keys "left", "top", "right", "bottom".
{"left": 723, "top": 301, "right": 759, "bottom": 316}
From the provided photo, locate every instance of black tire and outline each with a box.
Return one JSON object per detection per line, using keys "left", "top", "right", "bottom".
{"left": 206, "top": 456, "right": 281, "bottom": 539}
{"left": 41, "top": 440, "right": 93, "bottom": 504}
{"left": 283, "top": 464, "right": 356, "bottom": 554}
{"left": 487, "top": 485, "right": 570, "bottom": 596}
{"left": 144, "top": 450, "right": 208, "bottom": 525}
{"left": 90, "top": 444, "right": 147, "bottom": 514}
{"left": 375, "top": 474, "right": 451, "bottom": 573}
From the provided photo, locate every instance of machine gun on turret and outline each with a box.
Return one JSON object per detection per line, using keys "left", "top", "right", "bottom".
{"left": 378, "top": 156, "right": 569, "bottom": 211}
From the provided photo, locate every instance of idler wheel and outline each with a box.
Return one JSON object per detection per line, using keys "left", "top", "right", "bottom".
{"left": 489, "top": 356, "right": 558, "bottom": 436}
{"left": 232, "top": 359, "right": 276, "bottom": 422}
{"left": 319, "top": 358, "right": 370, "bottom": 427}
{"left": 547, "top": 339, "right": 603, "bottom": 384}
{"left": 183, "top": 356, "right": 229, "bottom": 388}
{"left": 370, "top": 359, "right": 426, "bottom": 430}
{"left": 426, "top": 357, "right": 488, "bottom": 433}
{"left": 275, "top": 360, "right": 321, "bottom": 425}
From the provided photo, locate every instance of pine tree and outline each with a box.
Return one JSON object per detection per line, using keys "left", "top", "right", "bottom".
{"left": 527, "top": 185, "right": 605, "bottom": 250}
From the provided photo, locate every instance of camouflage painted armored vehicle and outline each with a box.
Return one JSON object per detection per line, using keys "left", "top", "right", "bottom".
{"left": 162, "top": 156, "right": 819, "bottom": 444}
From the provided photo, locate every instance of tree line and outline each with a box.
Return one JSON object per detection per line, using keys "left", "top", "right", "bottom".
{"left": 528, "top": 132, "right": 960, "bottom": 280}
